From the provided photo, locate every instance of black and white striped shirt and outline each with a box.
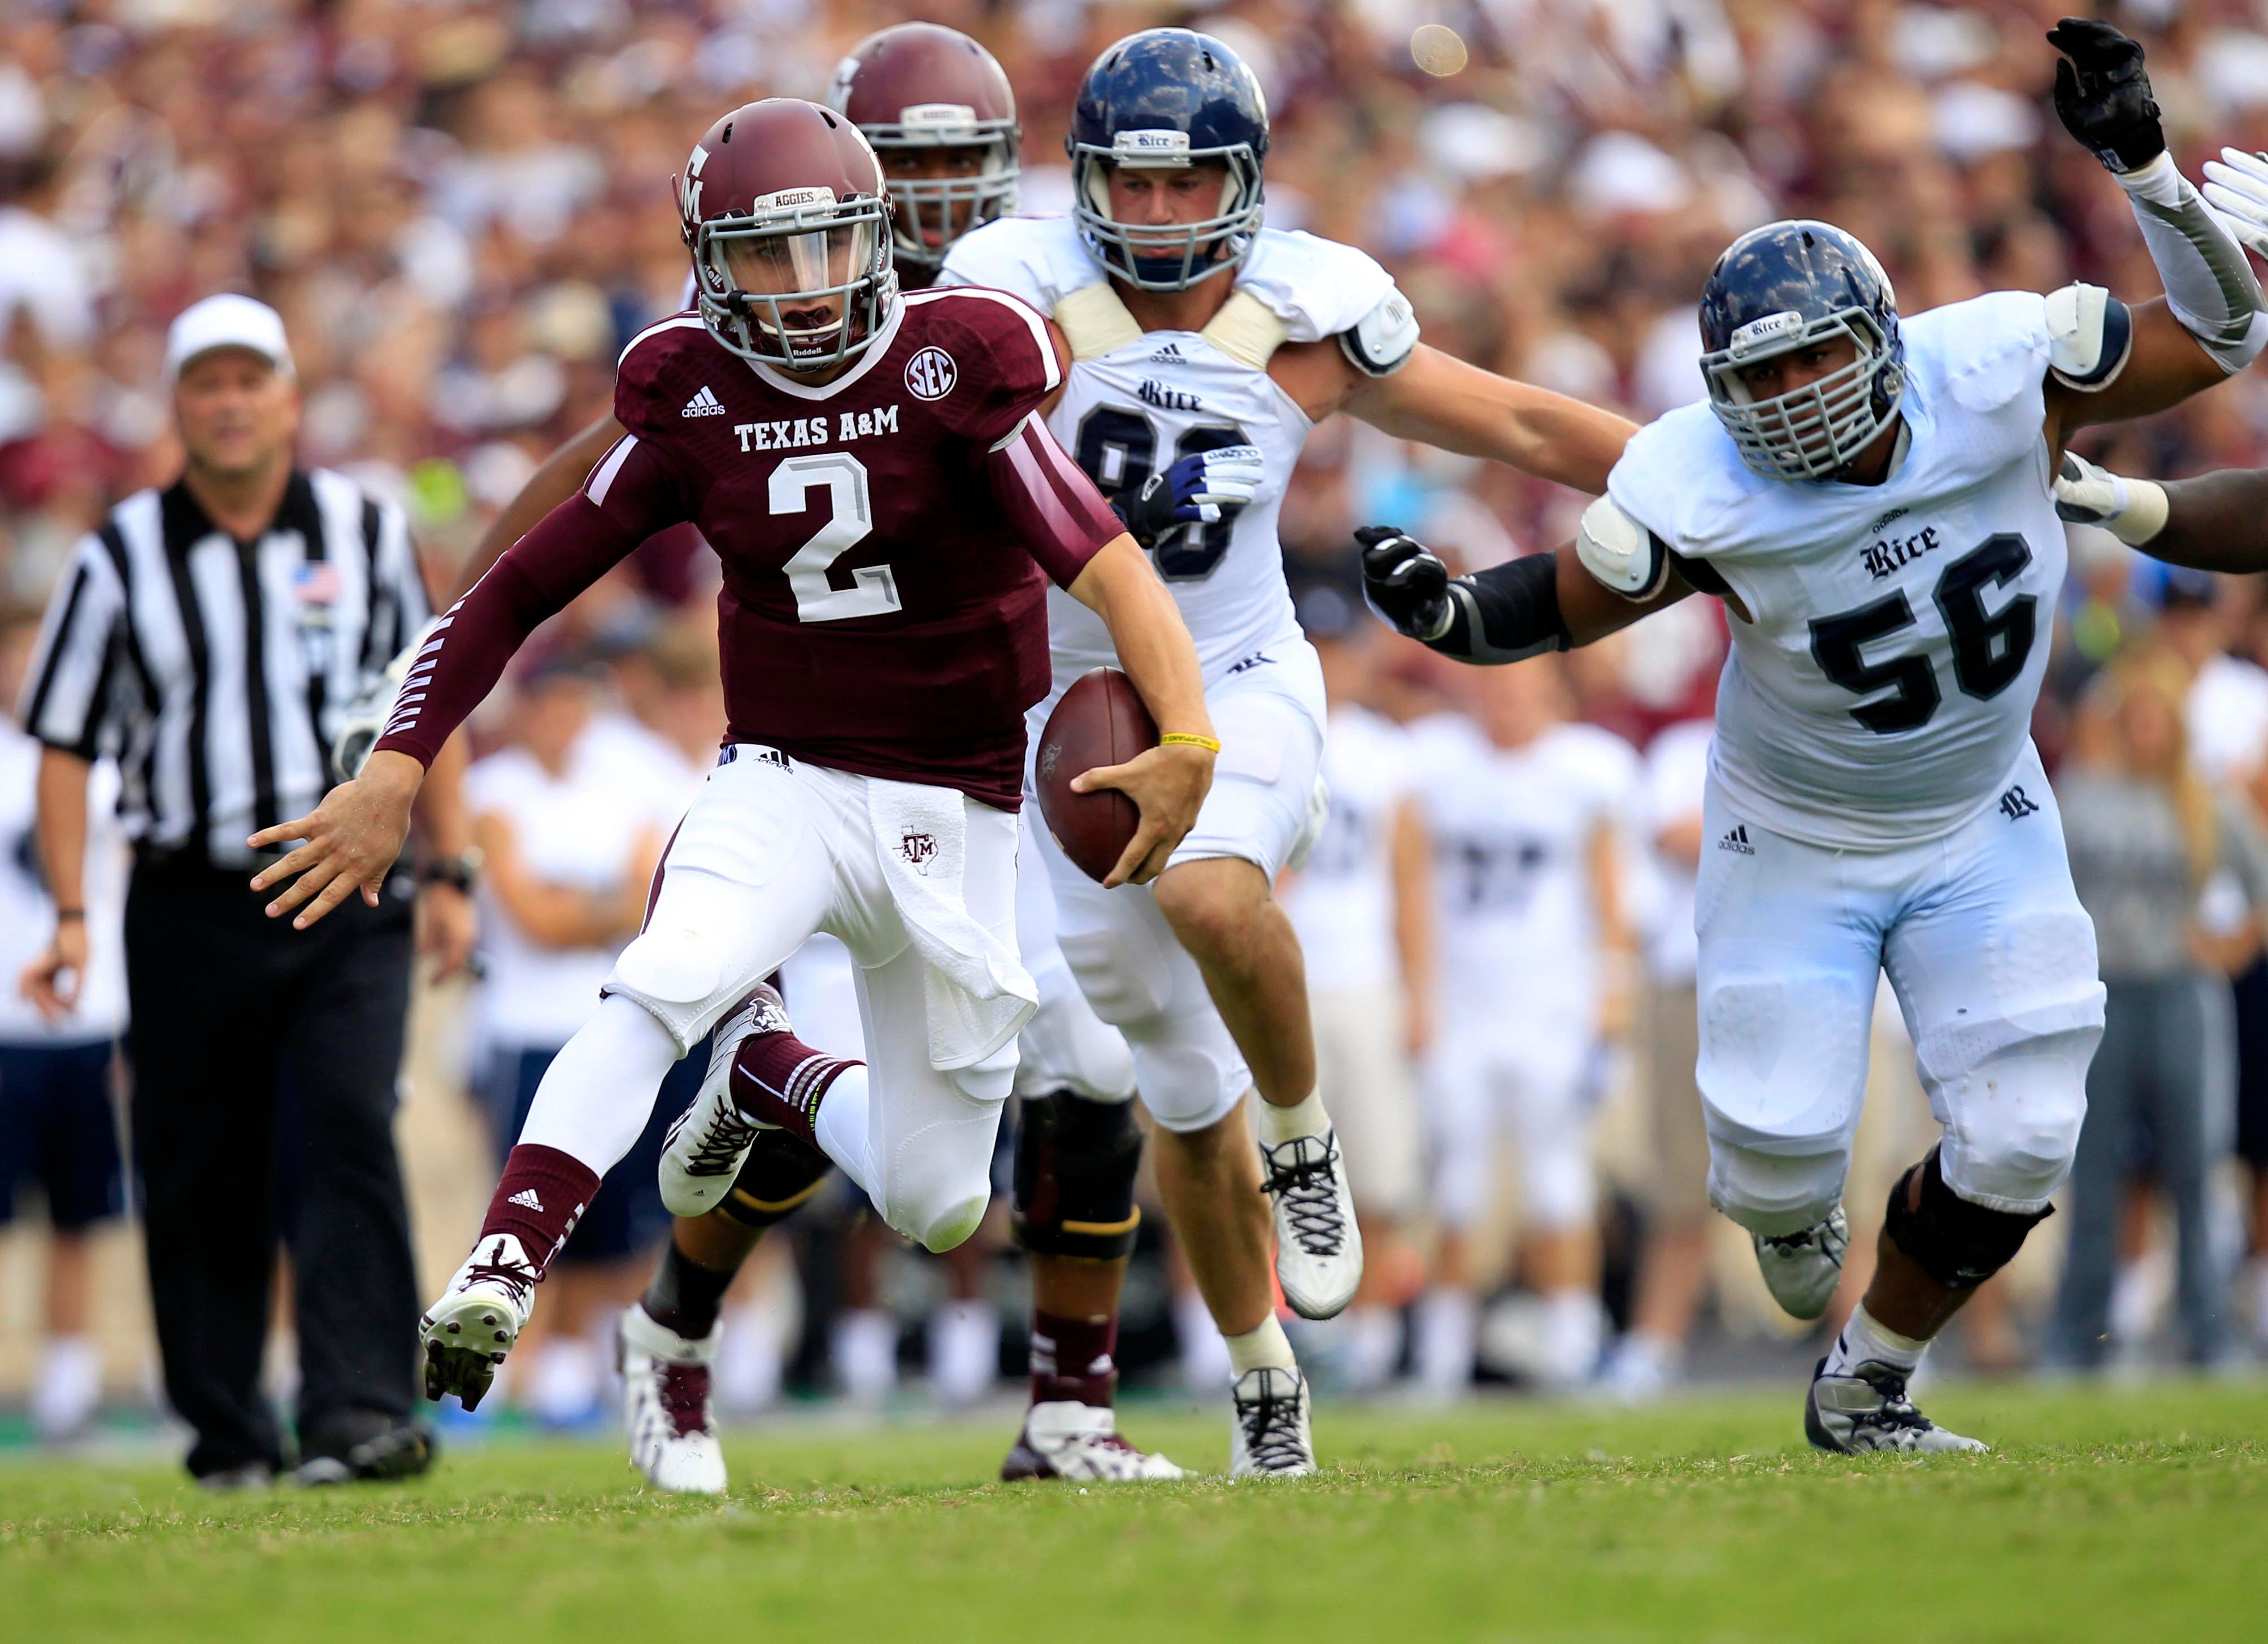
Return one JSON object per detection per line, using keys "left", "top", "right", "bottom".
{"left": 17, "top": 470, "right": 431, "bottom": 868}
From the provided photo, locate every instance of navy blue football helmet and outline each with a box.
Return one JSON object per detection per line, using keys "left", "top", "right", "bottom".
{"left": 1698, "top": 220, "right": 1905, "bottom": 482}
{"left": 1067, "top": 29, "right": 1269, "bottom": 291}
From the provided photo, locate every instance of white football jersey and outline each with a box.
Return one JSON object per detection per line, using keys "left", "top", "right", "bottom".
{"left": 1282, "top": 704, "right": 1415, "bottom": 994}
{"left": 1610, "top": 290, "right": 2067, "bottom": 849}
{"left": 1408, "top": 715, "right": 1638, "bottom": 1024}
{"left": 939, "top": 216, "right": 1394, "bottom": 684}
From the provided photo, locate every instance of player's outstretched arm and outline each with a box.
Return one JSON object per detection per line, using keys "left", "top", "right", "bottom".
{"left": 2045, "top": 20, "right": 2268, "bottom": 438}
{"left": 1065, "top": 534, "right": 1218, "bottom": 887}
{"left": 453, "top": 412, "right": 626, "bottom": 597}
{"left": 1357, "top": 516, "right": 1693, "bottom": 666}
{"left": 2055, "top": 450, "right": 2268, "bottom": 572}
{"left": 1338, "top": 344, "right": 1637, "bottom": 494}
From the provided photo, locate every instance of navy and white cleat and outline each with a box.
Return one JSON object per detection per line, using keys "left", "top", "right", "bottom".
{"left": 1804, "top": 1357, "right": 1988, "bottom": 1455}
{"left": 1751, "top": 1204, "right": 1849, "bottom": 1321}
{"left": 1228, "top": 1367, "right": 1315, "bottom": 1478}
{"left": 1261, "top": 1129, "right": 1363, "bottom": 1320}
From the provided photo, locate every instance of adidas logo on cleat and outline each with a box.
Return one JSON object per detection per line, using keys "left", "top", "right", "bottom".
{"left": 1717, "top": 824, "right": 1755, "bottom": 856}
{"left": 508, "top": 1188, "right": 545, "bottom": 1211}
{"left": 682, "top": 386, "right": 727, "bottom": 417}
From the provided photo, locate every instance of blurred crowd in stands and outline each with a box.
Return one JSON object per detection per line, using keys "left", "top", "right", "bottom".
{"left": 11, "top": 0, "right": 2268, "bottom": 1435}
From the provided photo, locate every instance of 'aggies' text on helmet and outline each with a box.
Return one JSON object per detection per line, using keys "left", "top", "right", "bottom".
{"left": 1698, "top": 220, "right": 1906, "bottom": 483}
{"left": 677, "top": 99, "right": 899, "bottom": 371}
{"left": 1067, "top": 28, "right": 1269, "bottom": 293}
{"left": 828, "top": 22, "right": 1019, "bottom": 279}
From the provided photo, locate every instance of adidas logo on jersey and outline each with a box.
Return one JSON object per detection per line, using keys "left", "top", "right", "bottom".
{"left": 683, "top": 386, "right": 727, "bottom": 417}
{"left": 1149, "top": 341, "right": 1184, "bottom": 363}
{"left": 1717, "top": 824, "right": 1756, "bottom": 856}
{"left": 508, "top": 1188, "right": 545, "bottom": 1212}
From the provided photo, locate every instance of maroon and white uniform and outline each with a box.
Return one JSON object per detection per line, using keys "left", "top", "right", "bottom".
{"left": 379, "top": 285, "right": 1120, "bottom": 1249}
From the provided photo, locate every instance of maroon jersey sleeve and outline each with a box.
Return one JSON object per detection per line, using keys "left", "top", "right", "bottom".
{"left": 980, "top": 411, "right": 1122, "bottom": 588}
{"left": 370, "top": 434, "right": 690, "bottom": 767}
{"left": 906, "top": 286, "right": 1065, "bottom": 450}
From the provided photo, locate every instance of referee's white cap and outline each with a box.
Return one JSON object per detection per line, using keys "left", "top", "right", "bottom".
{"left": 165, "top": 294, "right": 296, "bottom": 384}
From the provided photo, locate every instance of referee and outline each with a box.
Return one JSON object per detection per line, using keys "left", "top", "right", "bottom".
{"left": 16, "top": 295, "right": 476, "bottom": 1487}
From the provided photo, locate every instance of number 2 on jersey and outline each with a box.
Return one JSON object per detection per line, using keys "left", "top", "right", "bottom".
{"left": 772, "top": 452, "right": 902, "bottom": 623}
{"left": 1072, "top": 407, "right": 1251, "bottom": 581}
{"left": 1809, "top": 533, "right": 2036, "bottom": 733}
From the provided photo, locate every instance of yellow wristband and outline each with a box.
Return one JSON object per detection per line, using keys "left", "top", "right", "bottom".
{"left": 1159, "top": 732, "right": 1222, "bottom": 753}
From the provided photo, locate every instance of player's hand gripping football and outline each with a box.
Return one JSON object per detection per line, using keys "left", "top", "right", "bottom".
{"left": 2048, "top": 18, "right": 2163, "bottom": 175}
{"left": 1357, "top": 524, "right": 1454, "bottom": 641}
{"left": 1120, "top": 443, "right": 1265, "bottom": 550}
{"left": 1071, "top": 738, "right": 1216, "bottom": 889}
{"left": 246, "top": 750, "right": 423, "bottom": 928}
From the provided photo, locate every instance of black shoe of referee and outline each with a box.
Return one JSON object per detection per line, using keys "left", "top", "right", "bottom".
{"left": 293, "top": 1420, "right": 437, "bottom": 1486}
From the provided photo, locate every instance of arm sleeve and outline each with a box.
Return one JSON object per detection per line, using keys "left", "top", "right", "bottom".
{"left": 17, "top": 533, "right": 126, "bottom": 758}
{"left": 371, "top": 435, "right": 685, "bottom": 766}
{"left": 981, "top": 413, "right": 1123, "bottom": 588}
{"left": 1427, "top": 551, "right": 1570, "bottom": 664}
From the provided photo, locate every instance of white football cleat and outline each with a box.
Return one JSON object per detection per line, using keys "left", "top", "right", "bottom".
{"left": 619, "top": 1306, "right": 727, "bottom": 1495}
{"left": 1000, "top": 1402, "right": 1188, "bottom": 1482}
{"left": 659, "top": 984, "right": 793, "bottom": 1217}
{"left": 1228, "top": 1366, "right": 1315, "bottom": 1478}
{"left": 1750, "top": 1204, "right": 1849, "bottom": 1321}
{"left": 1804, "top": 1357, "right": 1988, "bottom": 1455}
{"left": 1259, "top": 1129, "right": 1363, "bottom": 1320}
{"left": 421, "top": 1233, "right": 538, "bottom": 1410}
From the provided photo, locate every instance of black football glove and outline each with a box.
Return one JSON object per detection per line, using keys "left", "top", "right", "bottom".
{"left": 2048, "top": 17, "right": 2163, "bottom": 174}
{"left": 1355, "top": 525, "right": 1453, "bottom": 641}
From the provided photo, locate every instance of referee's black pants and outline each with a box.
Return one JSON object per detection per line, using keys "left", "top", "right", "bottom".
{"left": 125, "top": 859, "right": 419, "bottom": 1478}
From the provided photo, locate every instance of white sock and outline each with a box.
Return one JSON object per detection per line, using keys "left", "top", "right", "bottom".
{"left": 1258, "top": 1090, "right": 1328, "bottom": 1146}
{"left": 716, "top": 1305, "right": 787, "bottom": 1413}
{"left": 1174, "top": 1289, "right": 1232, "bottom": 1389}
{"left": 32, "top": 1335, "right": 103, "bottom": 1439}
{"left": 1223, "top": 1313, "right": 1297, "bottom": 1376}
{"left": 517, "top": 994, "right": 682, "bottom": 1172}
{"left": 530, "top": 1337, "right": 600, "bottom": 1425}
{"left": 1538, "top": 1289, "right": 1604, "bottom": 1388}
{"left": 263, "top": 1328, "right": 301, "bottom": 1408}
{"left": 812, "top": 1066, "right": 877, "bottom": 1200}
{"left": 832, "top": 1307, "right": 898, "bottom": 1407}
{"left": 1824, "top": 1302, "right": 1927, "bottom": 1378}
{"left": 928, "top": 1299, "right": 1000, "bottom": 1407}
{"left": 1339, "top": 1304, "right": 1405, "bottom": 1393}
{"left": 2110, "top": 1252, "right": 2166, "bottom": 1345}
{"left": 1615, "top": 1330, "right": 1683, "bottom": 1379}
{"left": 1414, "top": 1288, "right": 1479, "bottom": 1398}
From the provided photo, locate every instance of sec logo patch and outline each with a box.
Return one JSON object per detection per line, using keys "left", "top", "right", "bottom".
{"left": 905, "top": 345, "right": 957, "bottom": 401}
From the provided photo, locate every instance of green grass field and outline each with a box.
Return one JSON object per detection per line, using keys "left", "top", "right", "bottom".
{"left": 5, "top": 1380, "right": 2263, "bottom": 1642}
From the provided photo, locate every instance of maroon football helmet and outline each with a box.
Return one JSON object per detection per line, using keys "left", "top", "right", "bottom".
{"left": 827, "top": 23, "right": 1019, "bottom": 276}
{"left": 676, "top": 98, "right": 898, "bottom": 370}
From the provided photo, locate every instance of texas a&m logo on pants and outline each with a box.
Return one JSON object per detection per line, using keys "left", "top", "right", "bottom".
{"left": 900, "top": 830, "right": 939, "bottom": 873}
{"left": 905, "top": 346, "right": 957, "bottom": 401}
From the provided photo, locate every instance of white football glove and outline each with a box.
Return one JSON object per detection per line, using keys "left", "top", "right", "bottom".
{"left": 331, "top": 617, "right": 442, "bottom": 781}
{"left": 2200, "top": 146, "right": 2268, "bottom": 258}
{"left": 2053, "top": 450, "right": 2169, "bottom": 546}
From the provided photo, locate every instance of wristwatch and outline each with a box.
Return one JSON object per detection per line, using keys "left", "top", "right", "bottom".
{"left": 418, "top": 848, "right": 484, "bottom": 894}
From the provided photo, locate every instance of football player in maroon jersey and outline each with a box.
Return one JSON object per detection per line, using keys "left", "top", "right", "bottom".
{"left": 244, "top": 98, "right": 1218, "bottom": 1463}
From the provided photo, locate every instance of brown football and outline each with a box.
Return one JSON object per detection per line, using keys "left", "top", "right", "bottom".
{"left": 1035, "top": 667, "right": 1157, "bottom": 883}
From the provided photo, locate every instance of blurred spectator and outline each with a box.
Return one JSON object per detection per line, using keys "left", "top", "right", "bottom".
{"left": 2049, "top": 650, "right": 2268, "bottom": 1371}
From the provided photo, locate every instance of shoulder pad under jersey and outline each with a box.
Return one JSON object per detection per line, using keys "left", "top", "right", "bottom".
{"left": 2043, "top": 282, "right": 2133, "bottom": 392}
{"left": 936, "top": 215, "right": 1103, "bottom": 319}
{"left": 1575, "top": 494, "right": 1670, "bottom": 601}
{"left": 1234, "top": 229, "right": 1396, "bottom": 343}
{"left": 1340, "top": 283, "right": 1420, "bottom": 377}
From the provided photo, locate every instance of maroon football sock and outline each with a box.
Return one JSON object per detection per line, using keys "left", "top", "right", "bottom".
{"left": 1030, "top": 1309, "right": 1118, "bottom": 1408}
{"left": 731, "top": 1029, "right": 861, "bottom": 1151}
{"left": 477, "top": 1144, "right": 602, "bottom": 1278}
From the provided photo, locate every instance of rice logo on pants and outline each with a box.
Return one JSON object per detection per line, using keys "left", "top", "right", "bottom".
{"left": 905, "top": 346, "right": 957, "bottom": 401}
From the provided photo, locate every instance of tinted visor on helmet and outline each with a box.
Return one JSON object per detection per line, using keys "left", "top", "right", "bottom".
{"left": 694, "top": 194, "right": 894, "bottom": 369}
{"left": 1071, "top": 133, "right": 1263, "bottom": 292}
{"left": 1702, "top": 308, "right": 1902, "bottom": 482}
{"left": 863, "top": 106, "right": 1018, "bottom": 269}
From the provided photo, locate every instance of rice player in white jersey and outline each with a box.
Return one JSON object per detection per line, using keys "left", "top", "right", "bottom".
{"left": 1405, "top": 659, "right": 1636, "bottom": 1396}
{"left": 939, "top": 27, "right": 1631, "bottom": 1473}
{"left": 1362, "top": 20, "right": 2268, "bottom": 1451}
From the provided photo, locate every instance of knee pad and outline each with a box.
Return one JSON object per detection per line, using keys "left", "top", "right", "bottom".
{"left": 605, "top": 924, "right": 740, "bottom": 1054}
{"left": 713, "top": 1130, "right": 835, "bottom": 1230}
{"left": 1012, "top": 1091, "right": 1144, "bottom": 1260}
{"left": 1882, "top": 1147, "right": 2049, "bottom": 1291}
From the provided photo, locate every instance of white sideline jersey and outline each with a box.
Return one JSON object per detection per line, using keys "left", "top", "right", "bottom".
{"left": 1282, "top": 704, "right": 1415, "bottom": 994}
{"left": 1409, "top": 716, "right": 1638, "bottom": 1024}
{"left": 1610, "top": 290, "right": 2067, "bottom": 850}
{"left": 939, "top": 216, "right": 1394, "bottom": 685}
